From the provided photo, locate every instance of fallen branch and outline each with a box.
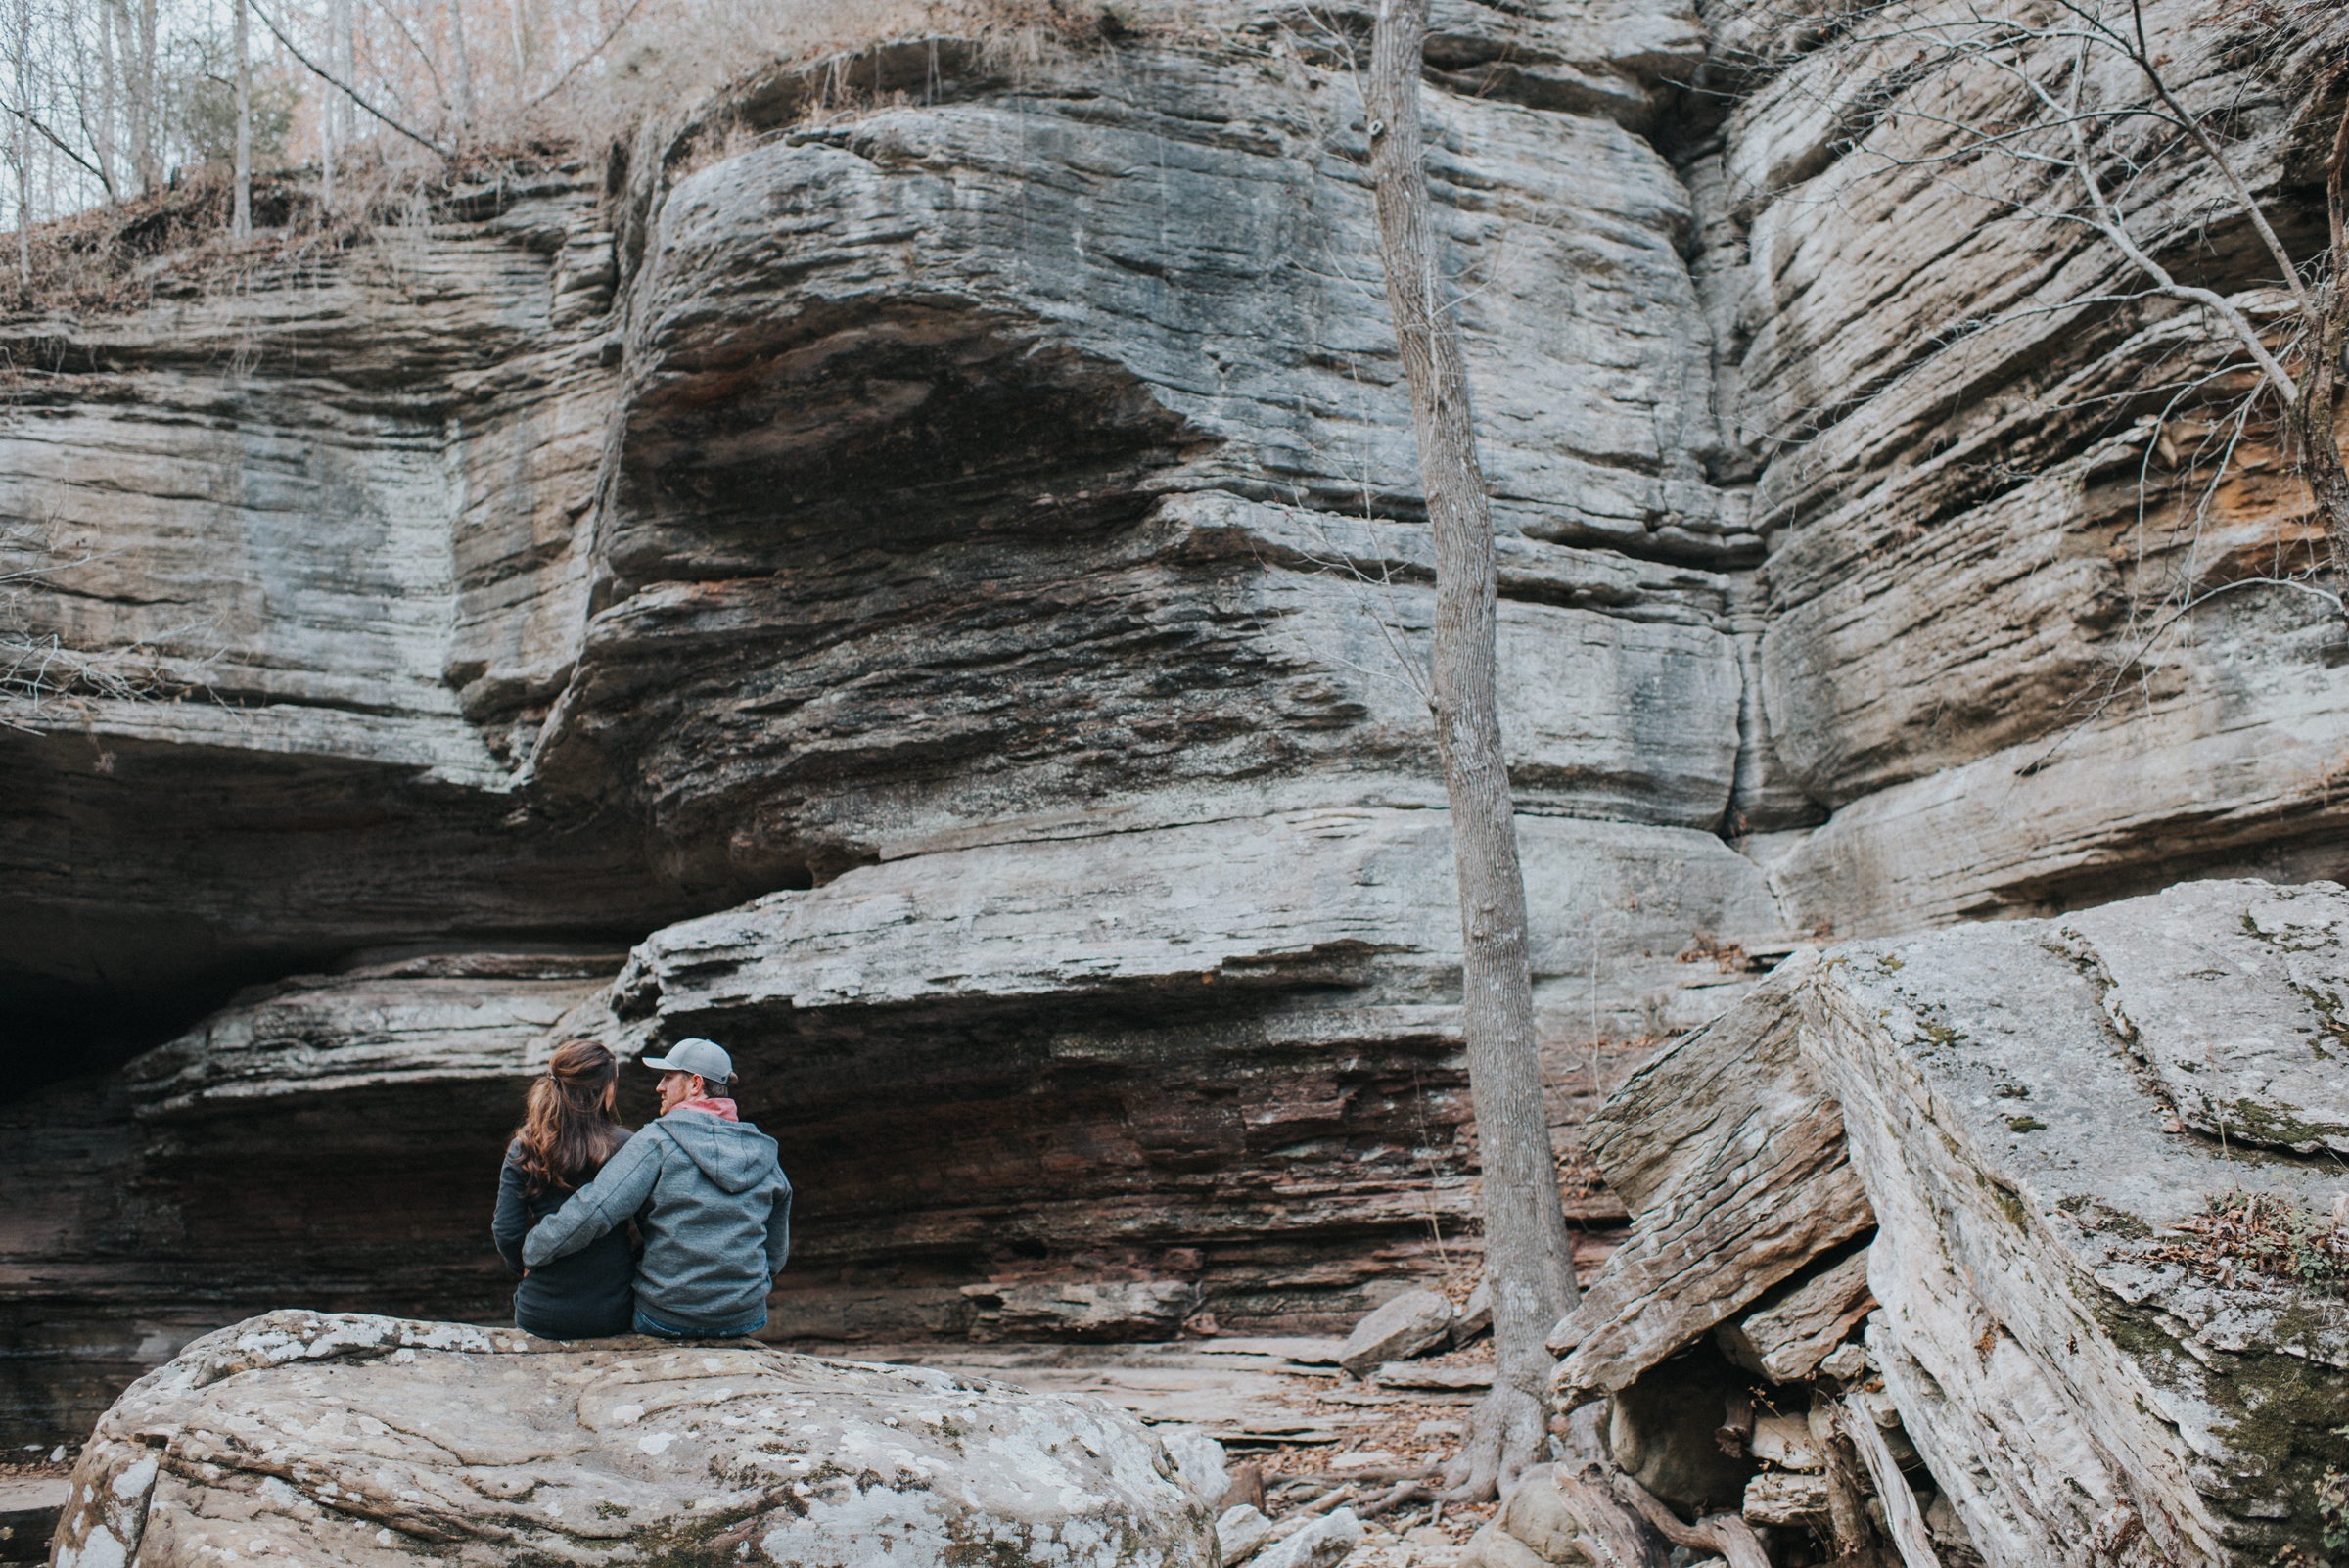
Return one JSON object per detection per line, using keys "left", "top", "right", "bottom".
{"left": 1612, "top": 1472, "right": 1770, "bottom": 1568}
{"left": 0, "top": 99, "right": 105, "bottom": 179}
{"left": 525, "top": 0, "right": 650, "bottom": 107}
{"left": 1359, "top": 1480, "right": 1434, "bottom": 1518}
{"left": 246, "top": 0, "right": 453, "bottom": 159}
{"left": 1268, "top": 1465, "right": 1438, "bottom": 1488}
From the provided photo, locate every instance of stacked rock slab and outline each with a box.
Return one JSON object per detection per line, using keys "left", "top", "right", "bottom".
{"left": 1545, "top": 950, "right": 1870, "bottom": 1398}
{"left": 49, "top": 1311, "right": 1215, "bottom": 1567}
{"left": 1543, "top": 879, "right": 2349, "bottom": 1566}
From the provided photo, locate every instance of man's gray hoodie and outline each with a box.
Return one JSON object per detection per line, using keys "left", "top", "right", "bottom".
{"left": 522, "top": 1107, "right": 791, "bottom": 1333}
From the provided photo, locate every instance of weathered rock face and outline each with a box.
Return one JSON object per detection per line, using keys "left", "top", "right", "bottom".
{"left": 1818, "top": 883, "right": 2349, "bottom": 1565}
{"left": 1550, "top": 879, "right": 2349, "bottom": 1565}
{"left": 52, "top": 1310, "right": 1215, "bottom": 1567}
{"left": 0, "top": 6, "right": 1770, "bottom": 1444}
{"left": 0, "top": 170, "right": 677, "bottom": 1041}
{"left": 5, "top": 0, "right": 2349, "bottom": 1464}
{"left": 532, "top": 25, "right": 1760, "bottom": 909}
{"left": 1692, "top": 0, "right": 2349, "bottom": 926}
{"left": 124, "top": 950, "right": 622, "bottom": 1120}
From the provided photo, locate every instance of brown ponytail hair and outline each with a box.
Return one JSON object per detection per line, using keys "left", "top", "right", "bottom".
{"left": 513, "top": 1039, "right": 626, "bottom": 1197}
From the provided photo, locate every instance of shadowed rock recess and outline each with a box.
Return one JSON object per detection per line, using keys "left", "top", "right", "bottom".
{"left": 3, "top": 0, "right": 2347, "bottom": 1473}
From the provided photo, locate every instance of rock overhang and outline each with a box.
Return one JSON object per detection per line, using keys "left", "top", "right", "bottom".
{"left": 618, "top": 42, "right": 1740, "bottom": 547}
{"left": 538, "top": 495, "right": 1749, "bottom": 904}
{"left": 607, "top": 808, "right": 1783, "bottom": 1041}
{"left": 3, "top": 23, "right": 1761, "bottom": 1042}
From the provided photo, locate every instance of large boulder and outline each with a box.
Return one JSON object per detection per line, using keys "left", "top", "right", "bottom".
{"left": 1809, "top": 881, "right": 2349, "bottom": 1565}
{"left": 1558, "top": 878, "right": 2349, "bottom": 1566}
{"left": 49, "top": 1312, "right": 1216, "bottom": 1567}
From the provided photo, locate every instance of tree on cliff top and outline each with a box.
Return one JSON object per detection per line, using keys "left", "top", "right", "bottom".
{"left": 1363, "top": 0, "right": 1580, "bottom": 1504}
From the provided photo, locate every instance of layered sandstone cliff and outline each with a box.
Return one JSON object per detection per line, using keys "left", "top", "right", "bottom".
{"left": 4, "top": 0, "right": 2346, "bottom": 1453}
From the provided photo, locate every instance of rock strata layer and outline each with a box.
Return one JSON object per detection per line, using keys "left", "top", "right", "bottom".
{"left": 1707, "top": 0, "right": 2349, "bottom": 927}
{"left": 52, "top": 1311, "right": 1215, "bottom": 1568}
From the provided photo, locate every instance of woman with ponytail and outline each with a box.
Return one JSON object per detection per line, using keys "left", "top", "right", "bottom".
{"left": 492, "top": 1039, "right": 637, "bottom": 1338}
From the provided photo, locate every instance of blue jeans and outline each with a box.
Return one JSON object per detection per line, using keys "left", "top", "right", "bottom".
{"left": 634, "top": 1305, "right": 767, "bottom": 1339}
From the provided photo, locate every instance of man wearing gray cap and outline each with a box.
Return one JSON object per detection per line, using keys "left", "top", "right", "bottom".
{"left": 523, "top": 1038, "right": 793, "bottom": 1338}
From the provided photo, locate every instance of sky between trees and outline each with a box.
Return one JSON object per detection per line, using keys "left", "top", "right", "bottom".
{"left": 0, "top": 0, "right": 1008, "bottom": 229}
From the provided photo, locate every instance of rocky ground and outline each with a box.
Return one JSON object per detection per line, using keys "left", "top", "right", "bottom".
{"left": 0, "top": 1460, "right": 70, "bottom": 1568}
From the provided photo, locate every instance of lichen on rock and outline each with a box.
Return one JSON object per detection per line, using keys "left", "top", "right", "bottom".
{"left": 50, "top": 1311, "right": 1216, "bottom": 1567}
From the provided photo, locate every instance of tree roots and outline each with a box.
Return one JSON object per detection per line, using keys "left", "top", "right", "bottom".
{"left": 1437, "top": 1380, "right": 1545, "bottom": 1503}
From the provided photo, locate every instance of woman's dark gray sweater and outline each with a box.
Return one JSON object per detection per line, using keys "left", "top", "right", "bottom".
{"left": 492, "top": 1131, "right": 635, "bottom": 1339}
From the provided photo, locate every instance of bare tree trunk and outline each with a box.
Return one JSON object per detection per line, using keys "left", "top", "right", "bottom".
{"left": 2293, "top": 94, "right": 2349, "bottom": 591}
{"left": 14, "top": 0, "right": 30, "bottom": 286}
{"left": 339, "top": 0, "right": 354, "bottom": 174}
{"left": 233, "top": 0, "right": 251, "bottom": 239}
{"left": 92, "top": 0, "right": 121, "bottom": 201}
{"left": 37, "top": 46, "right": 51, "bottom": 222}
{"left": 1363, "top": 0, "right": 1579, "bottom": 1505}
{"left": 321, "top": 0, "right": 338, "bottom": 208}
{"left": 445, "top": 0, "right": 474, "bottom": 136}
{"left": 130, "top": 0, "right": 153, "bottom": 192}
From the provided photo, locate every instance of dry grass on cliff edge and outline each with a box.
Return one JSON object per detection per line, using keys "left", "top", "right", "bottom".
{"left": 0, "top": 0, "right": 1153, "bottom": 319}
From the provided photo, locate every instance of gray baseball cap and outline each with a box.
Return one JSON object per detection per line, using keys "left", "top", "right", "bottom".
{"left": 641, "top": 1038, "right": 735, "bottom": 1084}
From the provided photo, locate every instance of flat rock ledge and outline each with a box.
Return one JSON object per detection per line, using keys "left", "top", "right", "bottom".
{"left": 51, "top": 1312, "right": 1217, "bottom": 1568}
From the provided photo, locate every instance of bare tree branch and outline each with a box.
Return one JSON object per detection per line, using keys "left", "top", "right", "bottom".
{"left": 375, "top": 0, "right": 449, "bottom": 111}
{"left": 2052, "top": 0, "right": 2321, "bottom": 324}
{"left": 2044, "top": 42, "right": 2299, "bottom": 401}
{"left": 0, "top": 97, "right": 103, "bottom": 180}
{"left": 526, "top": 0, "right": 648, "bottom": 109}
{"left": 246, "top": 0, "right": 451, "bottom": 160}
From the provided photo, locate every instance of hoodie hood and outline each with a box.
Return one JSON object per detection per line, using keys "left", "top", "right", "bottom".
{"left": 658, "top": 1109, "right": 780, "bottom": 1193}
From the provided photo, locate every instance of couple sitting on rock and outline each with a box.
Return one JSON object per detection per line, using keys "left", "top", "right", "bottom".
{"left": 492, "top": 1037, "right": 794, "bottom": 1341}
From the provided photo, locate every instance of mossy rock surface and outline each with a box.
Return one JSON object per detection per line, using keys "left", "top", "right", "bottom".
{"left": 1799, "top": 881, "right": 2349, "bottom": 1565}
